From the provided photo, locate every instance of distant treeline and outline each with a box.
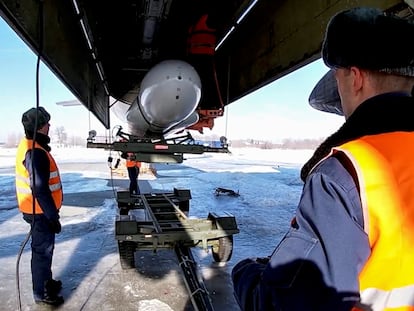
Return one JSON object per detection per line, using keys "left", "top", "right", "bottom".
{"left": 192, "top": 133, "right": 325, "bottom": 150}
{"left": 228, "top": 138, "right": 324, "bottom": 150}
{"left": 4, "top": 129, "right": 325, "bottom": 150}
{"left": 4, "top": 127, "right": 87, "bottom": 148}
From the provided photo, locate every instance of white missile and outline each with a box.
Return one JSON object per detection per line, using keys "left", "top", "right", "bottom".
{"left": 112, "top": 59, "right": 201, "bottom": 137}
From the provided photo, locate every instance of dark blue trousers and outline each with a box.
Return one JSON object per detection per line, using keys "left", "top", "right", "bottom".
{"left": 23, "top": 213, "right": 55, "bottom": 300}
{"left": 127, "top": 166, "right": 140, "bottom": 195}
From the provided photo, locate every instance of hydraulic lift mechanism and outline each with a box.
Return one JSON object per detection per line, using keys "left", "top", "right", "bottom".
{"left": 87, "top": 128, "right": 230, "bottom": 163}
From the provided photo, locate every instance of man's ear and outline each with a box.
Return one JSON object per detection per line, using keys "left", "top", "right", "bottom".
{"left": 37, "top": 123, "right": 49, "bottom": 135}
{"left": 350, "top": 66, "right": 364, "bottom": 93}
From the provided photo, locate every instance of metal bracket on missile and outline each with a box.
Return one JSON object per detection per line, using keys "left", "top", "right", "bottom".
{"left": 86, "top": 130, "right": 230, "bottom": 163}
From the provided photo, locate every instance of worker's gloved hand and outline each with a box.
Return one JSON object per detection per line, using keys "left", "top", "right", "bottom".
{"left": 255, "top": 256, "right": 270, "bottom": 265}
{"left": 48, "top": 219, "right": 62, "bottom": 234}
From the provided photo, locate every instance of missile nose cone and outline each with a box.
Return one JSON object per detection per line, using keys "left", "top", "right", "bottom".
{"left": 125, "top": 60, "right": 202, "bottom": 136}
{"left": 139, "top": 60, "right": 201, "bottom": 129}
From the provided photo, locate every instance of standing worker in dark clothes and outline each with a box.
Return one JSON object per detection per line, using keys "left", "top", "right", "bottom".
{"left": 232, "top": 7, "right": 414, "bottom": 311}
{"left": 15, "top": 107, "right": 64, "bottom": 306}
{"left": 121, "top": 152, "right": 141, "bottom": 196}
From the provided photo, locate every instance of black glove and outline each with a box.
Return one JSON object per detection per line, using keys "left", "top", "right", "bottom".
{"left": 255, "top": 257, "right": 270, "bottom": 265}
{"left": 48, "top": 219, "right": 62, "bottom": 234}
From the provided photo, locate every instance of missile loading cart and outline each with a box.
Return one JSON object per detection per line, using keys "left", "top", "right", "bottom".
{"left": 87, "top": 132, "right": 240, "bottom": 310}
{"left": 116, "top": 189, "right": 239, "bottom": 269}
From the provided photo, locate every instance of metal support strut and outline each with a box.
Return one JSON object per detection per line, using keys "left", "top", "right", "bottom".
{"left": 175, "top": 243, "right": 215, "bottom": 311}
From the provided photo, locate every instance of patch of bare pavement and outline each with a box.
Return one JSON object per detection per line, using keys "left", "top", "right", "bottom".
{"left": 0, "top": 161, "right": 239, "bottom": 311}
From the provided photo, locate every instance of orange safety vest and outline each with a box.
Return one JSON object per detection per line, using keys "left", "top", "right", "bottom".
{"left": 323, "top": 132, "right": 414, "bottom": 311}
{"left": 15, "top": 138, "right": 63, "bottom": 214}
{"left": 126, "top": 153, "right": 141, "bottom": 168}
{"left": 126, "top": 160, "right": 141, "bottom": 168}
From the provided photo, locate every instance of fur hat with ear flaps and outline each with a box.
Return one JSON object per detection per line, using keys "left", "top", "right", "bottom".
{"left": 21, "top": 106, "right": 50, "bottom": 133}
{"left": 323, "top": 7, "right": 414, "bottom": 75}
{"left": 309, "top": 7, "right": 414, "bottom": 116}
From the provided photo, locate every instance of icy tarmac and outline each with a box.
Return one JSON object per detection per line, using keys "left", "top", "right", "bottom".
{"left": 0, "top": 146, "right": 311, "bottom": 310}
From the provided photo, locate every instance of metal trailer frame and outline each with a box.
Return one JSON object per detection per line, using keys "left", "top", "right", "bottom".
{"left": 114, "top": 188, "right": 239, "bottom": 311}
{"left": 115, "top": 188, "right": 239, "bottom": 266}
{"left": 88, "top": 132, "right": 238, "bottom": 309}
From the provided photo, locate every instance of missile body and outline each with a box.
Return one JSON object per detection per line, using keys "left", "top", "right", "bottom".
{"left": 112, "top": 60, "right": 201, "bottom": 137}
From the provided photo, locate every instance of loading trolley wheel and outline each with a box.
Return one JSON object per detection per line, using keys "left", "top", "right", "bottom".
{"left": 212, "top": 235, "right": 233, "bottom": 262}
{"left": 118, "top": 241, "right": 137, "bottom": 269}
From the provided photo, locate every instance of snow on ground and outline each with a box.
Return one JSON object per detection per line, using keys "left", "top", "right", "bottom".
{"left": 0, "top": 145, "right": 313, "bottom": 310}
{"left": 0, "top": 145, "right": 313, "bottom": 169}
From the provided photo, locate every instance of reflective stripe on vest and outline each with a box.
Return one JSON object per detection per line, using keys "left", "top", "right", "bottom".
{"left": 328, "top": 132, "right": 414, "bottom": 311}
{"left": 15, "top": 138, "right": 63, "bottom": 214}
{"left": 15, "top": 169, "right": 61, "bottom": 193}
{"left": 355, "top": 286, "right": 414, "bottom": 310}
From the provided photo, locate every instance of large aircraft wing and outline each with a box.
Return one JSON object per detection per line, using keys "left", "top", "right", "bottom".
{"left": 0, "top": 0, "right": 408, "bottom": 132}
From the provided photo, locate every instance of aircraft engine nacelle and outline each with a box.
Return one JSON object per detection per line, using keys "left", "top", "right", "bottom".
{"left": 125, "top": 59, "right": 201, "bottom": 136}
